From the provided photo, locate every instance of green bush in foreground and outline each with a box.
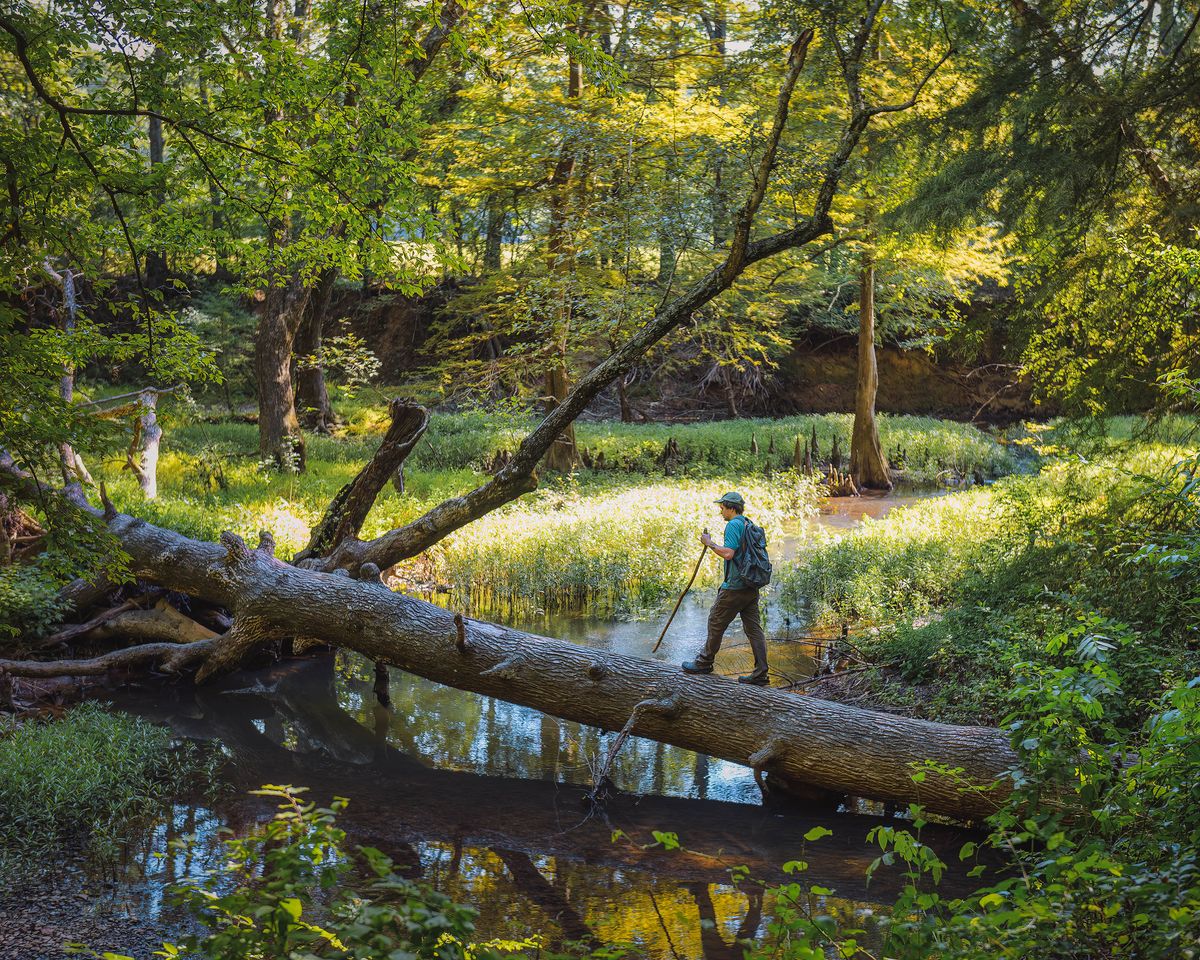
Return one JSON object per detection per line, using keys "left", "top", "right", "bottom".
{"left": 0, "top": 563, "right": 66, "bottom": 643}
{"left": 74, "top": 786, "right": 551, "bottom": 960}
{"left": 745, "top": 624, "right": 1200, "bottom": 960}
{"left": 0, "top": 704, "right": 209, "bottom": 861}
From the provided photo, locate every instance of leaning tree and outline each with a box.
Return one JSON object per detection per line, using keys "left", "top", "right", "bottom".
{"left": 1, "top": 3, "right": 1017, "bottom": 820}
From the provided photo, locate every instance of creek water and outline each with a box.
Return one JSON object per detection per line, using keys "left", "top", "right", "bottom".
{"left": 6, "top": 491, "right": 978, "bottom": 960}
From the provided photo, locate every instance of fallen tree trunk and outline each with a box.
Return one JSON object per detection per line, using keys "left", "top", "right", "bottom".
{"left": 29, "top": 506, "right": 1015, "bottom": 821}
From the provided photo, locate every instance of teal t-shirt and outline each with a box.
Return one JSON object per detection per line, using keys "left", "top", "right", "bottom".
{"left": 721, "top": 515, "right": 749, "bottom": 589}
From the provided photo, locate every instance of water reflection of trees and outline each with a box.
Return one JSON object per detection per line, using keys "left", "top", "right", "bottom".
{"left": 109, "top": 655, "right": 984, "bottom": 959}
{"left": 334, "top": 650, "right": 756, "bottom": 801}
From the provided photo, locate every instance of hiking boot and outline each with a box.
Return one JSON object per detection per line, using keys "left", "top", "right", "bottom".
{"left": 738, "top": 673, "right": 769, "bottom": 686}
{"left": 681, "top": 660, "right": 713, "bottom": 675}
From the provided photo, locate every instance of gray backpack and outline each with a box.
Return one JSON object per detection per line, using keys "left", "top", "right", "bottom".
{"left": 735, "top": 519, "right": 773, "bottom": 588}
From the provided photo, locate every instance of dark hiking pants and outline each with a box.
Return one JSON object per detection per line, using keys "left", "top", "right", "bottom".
{"left": 695, "top": 587, "right": 768, "bottom": 679}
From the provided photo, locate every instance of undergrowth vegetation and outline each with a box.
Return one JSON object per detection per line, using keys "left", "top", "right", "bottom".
{"left": 745, "top": 619, "right": 1200, "bottom": 959}
{"left": 0, "top": 704, "right": 215, "bottom": 875}
{"left": 75, "top": 786, "right": 545, "bottom": 960}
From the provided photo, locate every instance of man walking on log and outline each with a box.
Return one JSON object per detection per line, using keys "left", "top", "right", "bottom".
{"left": 682, "top": 492, "right": 771, "bottom": 685}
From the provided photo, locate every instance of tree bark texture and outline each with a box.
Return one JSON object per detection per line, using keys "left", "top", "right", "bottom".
{"left": 849, "top": 254, "right": 891, "bottom": 490}
{"left": 255, "top": 273, "right": 311, "bottom": 470}
{"left": 295, "top": 267, "right": 337, "bottom": 432}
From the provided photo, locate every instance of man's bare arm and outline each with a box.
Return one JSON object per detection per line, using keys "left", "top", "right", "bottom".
{"left": 700, "top": 531, "right": 735, "bottom": 559}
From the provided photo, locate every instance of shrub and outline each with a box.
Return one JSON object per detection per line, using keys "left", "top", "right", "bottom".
{"left": 0, "top": 704, "right": 211, "bottom": 861}
{"left": 0, "top": 564, "right": 66, "bottom": 642}
{"left": 74, "top": 786, "right": 543, "bottom": 960}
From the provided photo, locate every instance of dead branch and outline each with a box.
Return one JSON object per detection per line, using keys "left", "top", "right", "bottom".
{"left": 0, "top": 639, "right": 214, "bottom": 678}
{"left": 294, "top": 400, "right": 429, "bottom": 566}
{"left": 36, "top": 588, "right": 164, "bottom": 648}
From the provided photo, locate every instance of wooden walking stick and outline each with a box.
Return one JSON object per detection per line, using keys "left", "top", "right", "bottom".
{"left": 652, "top": 529, "right": 709, "bottom": 653}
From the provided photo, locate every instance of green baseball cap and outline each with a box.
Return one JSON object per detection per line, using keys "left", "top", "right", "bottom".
{"left": 715, "top": 491, "right": 745, "bottom": 507}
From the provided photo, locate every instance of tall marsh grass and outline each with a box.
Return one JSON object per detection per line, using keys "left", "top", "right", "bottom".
{"left": 392, "top": 410, "right": 1019, "bottom": 483}
{"left": 418, "top": 475, "right": 822, "bottom": 617}
{"left": 779, "top": 441, "right": 1198, "bottom": 626}
{"left": 93, "top": 402, "right": 1015, "bottom": 565}
{"left": 83, "top": 398, "right": 1028, "bottom": 616}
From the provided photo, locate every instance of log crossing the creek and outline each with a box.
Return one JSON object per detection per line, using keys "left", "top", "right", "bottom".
{"left": 53, "top": 510, "right": 1018, "bottom": 822}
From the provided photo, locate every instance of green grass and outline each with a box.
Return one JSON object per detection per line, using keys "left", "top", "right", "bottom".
{"left": 779, "top": 441, "right": 1195, "bottom": 625}
{"left": 334, "top": 395, "right": 1019, "bottom": 479}
{"left": 0, "top": 704, "right": 214, "bottom": 866}
{"left": 777, "top": 439, "right": 1200, "bottom": 724}
{"left": 778, "top": 486, "right": 1004, "bottom": 625}
{"left": 420, "top": 474, "right": 821, "bottom": 617}
{"left": 81, "top": 396, "right": 1020, "bottom": 595}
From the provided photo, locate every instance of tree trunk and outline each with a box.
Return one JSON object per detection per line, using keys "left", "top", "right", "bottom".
{"left": 706, "top": 1, "right": 729, "bottom": 249}
{"left": 720, "top": 366, "right": 739, "bottom": 418}
{"left": 542, "top": 47, "right": 585, "bottom": 473}
{"left": 45, "top": 507, "right": 1015, "bottom": 821}
{"left": 255, "top": 0, "right": 308, "bottom": 471}
{"left": 484, "top": 195, "right": 504, "bottom": 270}
{"left": 543, "top": 357, "right": 577, "bottom": 472}
{"left": 42, "top": 261, "right": 91, "bottom": 485}
{"left": 616, "top": 375, "right": 634, "bottom": 423}
{"left": 127, "top": 388, "right": 162, "bottom": 499}
{"left": 196, "top": 68, "right": 231, "bottom": 282}
{"left": 256, "top": 274, "right": 310, "bottom": 470}
{"left": 849, "top": 253, "right": 891, "bottom": 490}
{"left": 145, "top": 110, "right": 168, "bottom": 291}
{"left": 295, "top": 268, "right": 337, "bottom": 432}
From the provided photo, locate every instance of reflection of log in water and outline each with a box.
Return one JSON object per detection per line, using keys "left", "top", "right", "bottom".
{"left": 111, "top": 659, "right": 991, "bottom": 912}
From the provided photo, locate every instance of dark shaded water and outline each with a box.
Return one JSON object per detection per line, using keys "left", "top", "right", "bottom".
{"left": 5, "top": 492, "right": 978, "bottom": 959}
